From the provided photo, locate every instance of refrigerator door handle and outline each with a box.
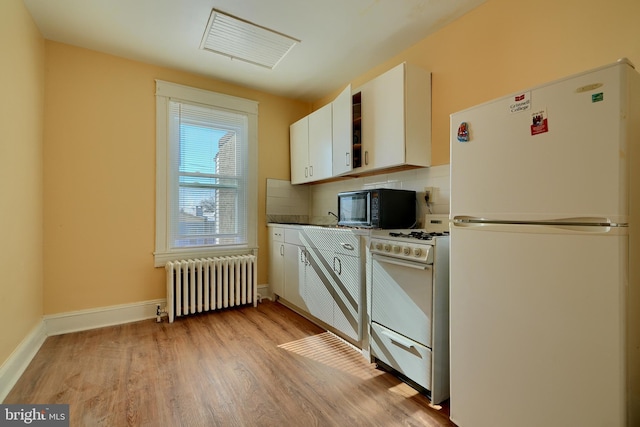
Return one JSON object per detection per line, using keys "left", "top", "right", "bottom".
{"left": 453, "top": 216, "right": 624, "bottom": 226}
{"left": 452, "top": 216, "right": 626, "bottom": 234}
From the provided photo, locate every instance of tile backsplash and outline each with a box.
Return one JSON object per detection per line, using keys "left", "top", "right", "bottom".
{"left": 266, "top": 178, "right": 310, "bottom": 224}
{"left": 266, "top": 164, "right": 450, "bottom": 228}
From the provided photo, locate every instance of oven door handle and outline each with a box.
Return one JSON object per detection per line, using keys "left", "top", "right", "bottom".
{"left": 372, "top": 254, "right": 430, "bottom": 270}
{"left": 380, "top": 329, "right": 416, "bottom": 350}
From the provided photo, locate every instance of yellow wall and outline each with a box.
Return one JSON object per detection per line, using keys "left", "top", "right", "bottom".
{"left": 0, "top": 0, "right": 45, "bottom": 365}
{"left": 316, "top": 0, "right": 640, "bottom": 166}
{"left": 42, "top": 42, "right": 309, "bottom": 314}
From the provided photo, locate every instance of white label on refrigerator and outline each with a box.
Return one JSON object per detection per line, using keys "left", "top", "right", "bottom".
{"left": 508, "top": 91, "right": 531, "bottom": 114}
{"left": 530, "top": 108, "right": 549, "bottom": 135}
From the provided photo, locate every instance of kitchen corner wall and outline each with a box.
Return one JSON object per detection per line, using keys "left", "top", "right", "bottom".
{"left": 266, "top": 164, "right": 450, "bottom": 228}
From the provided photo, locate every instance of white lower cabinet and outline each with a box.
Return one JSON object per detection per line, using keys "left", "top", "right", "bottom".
{"left": 283, "top": 244, "right": 307, "bottom": 310}
{"left": 269, "top": 226, "right": 306, "bottom": 310}
{"left": 331, "top": 253, "right": 360, "bottom": 341}
{"left": 303, "top": 247, "right": 360, "bottom": 341}
{"left": 303, "top": 248, "right": 334, "bottom": 327}
{"left": 268, "top": 228, "right": 285, "bottom": 298}
{"left": 269, "top": 225, "right": 364, "bottom": 343}
{"left": 300, "top": 227, "right": 363, "bottom": 342}
{"left": 281, "top": 228, "right": 309, "bottom": 311}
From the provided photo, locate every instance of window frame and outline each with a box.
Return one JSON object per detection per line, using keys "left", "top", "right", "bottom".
{"left": 154, "top": 80, "right": 258, "bottom": 267}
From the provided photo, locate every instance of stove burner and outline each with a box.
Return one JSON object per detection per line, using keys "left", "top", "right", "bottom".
{"left": 388, "top": 231, "right": 450, "bottom": 240}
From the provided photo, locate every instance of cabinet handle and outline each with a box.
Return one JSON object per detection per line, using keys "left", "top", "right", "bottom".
{"left": 345, "top": 152, "right": 350, "bottom": 166}
{"left": 365, "top": 151, "right": 369, "bottom": 165}
{"left": 301, "top": 249, "right": 309, "bottom": 265}
{"left": 280, "top": 244, "right": 284, "bottom": 256}
{"left": 304, "top": 167, "right": 308, "bottom": 178}
{"left": 309, "top": 165, "right": 313, "bottom": 176}
{"left": 340, "top": 243, "right": 354, "bottom": 251}
{"left": 333, "top": 257, "right": 342, "bottom": 275}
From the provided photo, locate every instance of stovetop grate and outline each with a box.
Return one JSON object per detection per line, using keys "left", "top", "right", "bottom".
{"left": 388, "top": 231, "right": 449, "bottom": 241}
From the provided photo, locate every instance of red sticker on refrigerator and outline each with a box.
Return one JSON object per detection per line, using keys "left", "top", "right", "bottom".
{"left": 531, "top": 109, "right": 548, "bottom": 135}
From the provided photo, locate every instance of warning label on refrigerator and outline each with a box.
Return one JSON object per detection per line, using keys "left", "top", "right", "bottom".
{"left": 530, "top": 109, "right": 548, "bottom": 135}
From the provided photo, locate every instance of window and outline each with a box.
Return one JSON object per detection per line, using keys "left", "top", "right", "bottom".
{"left": 154, "top": 80, "right": 258, "bottom": 266}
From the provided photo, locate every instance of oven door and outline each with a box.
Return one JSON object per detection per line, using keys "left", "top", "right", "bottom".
{"left": 371, "top": 254, "right": 433, "bottom": 347}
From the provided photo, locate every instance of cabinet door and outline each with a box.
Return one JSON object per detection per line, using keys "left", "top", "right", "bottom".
{"left": 283, "top": 244, "right": 308, "bottom": 311}
{"left": 290, "top": 117, "right": 309, "bottom": 184}
{"left": 361, "top": 64, "right": 405, "bottom": 171}
{"left": 269, "top": 228, "right": 285, "bottom": 298}
{"left": 332, "top": 254, "right": 361, "bottom": 341}
{"left": 332, "top": 85, "right": 352, "bottom": 176}
{"left": 269, "top": 240, "right": 284, "bottom": 297}
{"left": 304, "top": 248, "right": 334, "bottom": 327}
{"left": 307, "top": 103, "right": 333, "bottom": 182}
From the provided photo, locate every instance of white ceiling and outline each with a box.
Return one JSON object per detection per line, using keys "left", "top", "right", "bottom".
{"left": 23, "top": 0, "right": 486, "bottom": 102}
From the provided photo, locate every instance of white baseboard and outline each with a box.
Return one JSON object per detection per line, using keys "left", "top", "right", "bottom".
{"left": 0, "top": 321, "right": 47, "bottom": 402}
{"left": 43, "top": 287, "right": 270, "bottom": 337}
{"left": 44, "top": 299, "right": 167, "bottom": 336}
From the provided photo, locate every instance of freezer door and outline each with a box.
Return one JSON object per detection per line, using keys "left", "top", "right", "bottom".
{"left": 450, "top": 61, "right": 636, "bottom": 224}
{"left": 449, "top": 224, "right": 627, "bottom": 427}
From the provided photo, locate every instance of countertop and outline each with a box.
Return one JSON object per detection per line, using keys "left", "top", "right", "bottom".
{"left": 267, "top": 222, "right": 371, "bottom": 236}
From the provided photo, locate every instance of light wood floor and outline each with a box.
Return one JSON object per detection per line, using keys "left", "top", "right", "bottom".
{"left": 5, "top": 301, "right": 456, "bottom": 426}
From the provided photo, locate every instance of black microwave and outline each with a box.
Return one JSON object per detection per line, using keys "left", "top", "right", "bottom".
{"left": 337, "top": 188, "right": 416, "bottom": 229}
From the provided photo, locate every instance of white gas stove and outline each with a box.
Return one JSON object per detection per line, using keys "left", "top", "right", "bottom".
{"left": 369, "top": 214, "right": 450, "bottom": 404}
{"left": 369, "top": 214, "right": 449, "bottom": 263}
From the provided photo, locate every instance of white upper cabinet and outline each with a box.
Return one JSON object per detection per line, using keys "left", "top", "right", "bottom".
{"left": 290, "top": 116, "right": 309, "bottom": 184}
{"left": 290, "top": 62, "right": 430, "bottom": 183}
{"left": 290, "top": 103, "right": 333, "bottom": 184}
{"left": 356, "top": 62, "right": 431, "bottom": 173}
{"left": 308, "top": 103, "right": 333, "bottom": 182}
{"left": 332, "top": 84, "right": 353, "bottom": 176}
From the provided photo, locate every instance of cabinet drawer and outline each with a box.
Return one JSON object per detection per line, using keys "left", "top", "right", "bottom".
{"left": 301, "top": 226, "right": 359, "bottom": 254}
{"left": 371, "top": 322, "right": 432, "bottom": 390}
{"left": 270, "top": 227, "right": 284, "bottom": 242}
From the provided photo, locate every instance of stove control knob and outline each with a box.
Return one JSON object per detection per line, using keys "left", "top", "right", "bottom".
{"left": 403, "top": 247, "right": 411, "bottom": 256}
{"left": 392, "top": 245, "right": 401, "bottom": 254}
{"left": 383, "top": 244, "right": 391, "bottom": 252}
{"left": 413, "top": 248, "right": 422, "bottom": 257}
{"left": 375, "top": 243, "right": 383, "bottom": 251}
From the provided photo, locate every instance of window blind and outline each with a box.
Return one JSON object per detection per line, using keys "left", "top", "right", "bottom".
{"left": 168, "top": 100, "right": 249, "bottom": 249}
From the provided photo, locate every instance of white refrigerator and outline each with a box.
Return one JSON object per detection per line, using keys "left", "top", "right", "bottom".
{"left": 449, "top": 59, "right": 640, "bottom": 427}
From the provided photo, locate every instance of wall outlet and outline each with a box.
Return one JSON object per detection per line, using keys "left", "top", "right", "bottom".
{"left": 424, "top": 186, "right": 438, "bottom": 204}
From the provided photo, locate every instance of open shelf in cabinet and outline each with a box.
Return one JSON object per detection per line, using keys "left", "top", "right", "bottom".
{"left": 352, "top": 92, "right": 362, "bottom": 169}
